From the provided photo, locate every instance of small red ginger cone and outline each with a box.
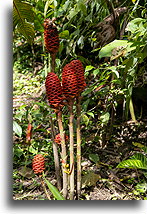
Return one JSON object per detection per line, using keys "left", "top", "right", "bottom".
{"left": 54, "top": 133, "right": 69, "bottom": 144}
{"left": 32, "top": 154, "right": 45, "bottom": 174}
{"left": 62, "top": 63, "right": 78, "bottom": 101}
{"left": 70, "top": 59, "right": 86, "bottom": 95}
{"left": 26, "top": 123, "right": 32, "bottom": 143}
{"left": 44, "top": 18, "right": 59, "bottom": 55}
{"left": 45, "top": 72, "right": 63, "bottom": 110}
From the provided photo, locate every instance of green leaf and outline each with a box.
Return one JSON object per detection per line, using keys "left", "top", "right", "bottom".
{"left": 13, "top": 121, "right": 22, "bottom": 137}
{"left": 17, "top": 22, "right": 35, "bottom": 44}
{"left": 126, "top": 18, "right": 146, "bottom": 35}
{"left": 99, "top": 40, "right": 134, "bottom": 59}
{"left": 43, "top": 176, "right": 65, "bottom": 200}
{"left": 106, "top": 66, "right": 119, "bottom": 78}
{"left": 85, "top": 65, "right": 95, "bottom": 72}
{"left": 68, "top": 8, "right": 79, "bottom": 19}
{"left": 131, "top": 153, "right": 147, "bottom": 166}
{"left": 135, "top": 182, "right": 147, "bottom": 194}
{"left": 44, "top": 0, "right": 54, "bottom": 17}
{"left": 93, "top": 69, "right": 99, "bottom": 77}
{"left": 132, "top": 142, "right": 147, "bottom": 153}
{"left": 87, "top": 112, "right": 95, "bottom": 118}
{"left": 89, "top": 154, "right": 100, "bottom": 163}
{"left": 99, "top": 112, "right": 110, "bottom": 124}
{"left": 117, "top": 159, "right": 147, "bottom": 170}
{"left": 13, "top": 0, "right": 35, "bottom": 43}
{"left": 77, "top": 0, "right": 87, "bottom": 16}
{"left": 59, "top": 30, "right": 69, "bottom": 39}
{"left": 81, "top": 113, "right": 89, "bottom": 126}
{"left": 77, "top": 35, "right": 84, "bottom": 49}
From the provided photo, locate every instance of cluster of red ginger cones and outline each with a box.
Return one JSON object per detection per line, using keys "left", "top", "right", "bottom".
{"left": 32, "top": 18, "right": 86, "bottom": 200}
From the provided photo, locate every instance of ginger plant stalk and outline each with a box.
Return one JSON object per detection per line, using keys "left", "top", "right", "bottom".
{"left": 68, "top": 99, "right": 75, "bottom": 200}
{"left": 51, "top": 53, "right": 56, "bottom": 73}
{"left": 76, "top": 96, "right": 82, "bottom": 199}
{"left": 49, "top": 116, "right": 62, "bottom": 191}
{"left": 56, "top": 110, "right": 68, "bottom": 199}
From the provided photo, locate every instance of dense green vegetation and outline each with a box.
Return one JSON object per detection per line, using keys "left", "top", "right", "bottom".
{"left": 13, "top": 0, "right": 147, "bottom": 200}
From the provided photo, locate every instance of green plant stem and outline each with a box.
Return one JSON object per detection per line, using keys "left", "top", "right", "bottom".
{"left": 24, "top": 143, "right": 31, "bottom": 173}
{"left": 68, "top": 99, "right": 75, "bottom": 200}
{"left": 76, "top": 96, "right": 82, "bottom": 199}
{"left": 56, "top": 110, "right": 68, "bottom": 199}
{"left": 49, "top": 116, "right": 62, "bottom": 191}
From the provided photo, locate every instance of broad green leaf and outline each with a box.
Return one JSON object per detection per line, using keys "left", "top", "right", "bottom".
{"left": 130, "top": 153, "right": 147, "bottom": 166}
{"left": 82, "top": 171, "right": 100, "bottom": 188}
{"left": 85, "top": 65, "right": 95, "bottom": 72}
{"left": 135, "top": 183, "right": 147, "bottom": 194}
{"left": 99, "top": 40, "right": 134, "bottom": 59}
{"left": 89, "top": 154, "right": 100, "bottom": 163}
{"left": 13, "top": 0, "right": 35, "bottom": 43}
{"left": 117, "top": 159, "right": 147, "bottom": 170}
{"left": 87, "top": 112, "right": 95, "bottom": 118}
{"left": 13, "top": 121, "right": 22, "bottom": 137}
{"left": 59, "top": 30, "right": 69, "bottom": 39}
{"left": 99, "top": 112, "right": 110, "bottom": 124}
{"left": 68, "top": 8, "right": 79, "bottom": 19}
{"left": 93, "top": 69, "right": 99, "bottom": 77}
{"left": 17, "top": 22, "right": 35, "bottom": 44}
{"left": 77, "top": 0, "right": 87, "bottom": 16}
{"left": 28, "top": 145, "right": 38, "bottom": 155}
{"left": 81, "top": 113, "right": 89, "bottom": 126}
{"left": 43, "top": 176, "right": 65, "bottom": 200}
{"left": 126, "top": 18, "right": 146, "bottom": 35}
{"left": 13, "top": 1, "right": 34, "bottom": 28}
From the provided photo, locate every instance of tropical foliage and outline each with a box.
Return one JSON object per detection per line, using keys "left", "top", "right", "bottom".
{"left": 13, "top": 0, "right": 147, "bottom": 200}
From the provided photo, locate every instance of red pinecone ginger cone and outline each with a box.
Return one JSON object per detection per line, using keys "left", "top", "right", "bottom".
{"left": 26, "top": 123, "right": 32, "bottom": 143}
{"left": 45, "top": 72, "right": 63, "bottom": 110}
{"left": 32, "top": 154, "right": 45, "bottom": 174}
{"left": 54, "top": 133, "right": 69, "bottom": 144}
{"left": 44, "top": 18, "right": 59, "bottom": 55}
{"left": 62, "top": 63, "right": 78, "bottom": 100}
{"left": 70, "top": 59, "right": 86, "bottom": 95}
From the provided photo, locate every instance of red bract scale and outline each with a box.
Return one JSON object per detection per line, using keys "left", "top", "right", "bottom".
{"left": 54, "top": 133, "right": 69, "bottom": 144}
{"left": 70, "top": 59, "right": 86, "bottom": 95}
{"left": 44, "top": 18, "right": 59, "bottom": 55}
{"left": 45, "top": 72, "right": 63, "bottom": 110}
{"left": 62, "top": 63, "right": 78, "bottom": 100}
{"left": 32, "top": 154, "right": 45, "bottom": 174}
